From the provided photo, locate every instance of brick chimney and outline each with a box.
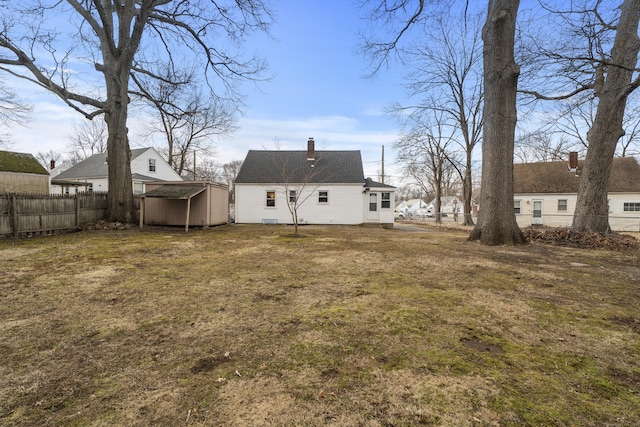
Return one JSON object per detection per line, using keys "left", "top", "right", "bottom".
{"left": 568, "top": 151, "right": 578, "bottom": 171}
{"left": 307, "top": 137, "right": 315, "bottom": 161}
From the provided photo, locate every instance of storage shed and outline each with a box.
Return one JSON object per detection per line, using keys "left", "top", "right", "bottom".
{"left": 141, "top": 181, "right": 229, "bottom": 231}
{"left": 0, "top": 150, "right": 50, "bottom": 194}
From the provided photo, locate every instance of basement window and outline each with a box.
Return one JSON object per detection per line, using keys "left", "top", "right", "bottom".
{"left": 624, "top": 202, "right": 640, "bottom": 212}
{"left": 557, "top": 199, "right": 568, "bottom": 211}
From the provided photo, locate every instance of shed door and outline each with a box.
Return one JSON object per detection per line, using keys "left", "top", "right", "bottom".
{"left": 532, "top": 200, "right": 543, "bottom": 225}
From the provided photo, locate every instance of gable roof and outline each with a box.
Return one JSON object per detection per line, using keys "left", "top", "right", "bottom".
{"left": 0, "top": 151, "right": 49, "bottom": 175}
{"left": 235, "top": 150, "right": 365, "bottom": 184}
{"left": 514, "top": 156, "right": 640, "bottom": 194}
{"left": 55, "top": 147, "right": 150, "bottom": 179}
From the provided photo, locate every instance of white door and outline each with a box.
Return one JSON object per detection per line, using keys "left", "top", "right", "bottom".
{"left": 367, "top": 192, "right": 379, "bottom": 221}
{"left": 532, "top": 200, "right": 543, "bottom": 225}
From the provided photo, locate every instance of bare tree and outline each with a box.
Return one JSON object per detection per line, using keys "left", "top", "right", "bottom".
{"left": 361, "top": 0, "right": 524, "bottom": 244}
{"left": 398, "top": 12, "right": 484, "bottom": 226}
{"left": 134, "top": 66, "right": 237, "bottom": 176}
{"left": 555, "top": 93, "right": 640, "bottom": 158}
{"left": 0, "top": 1, "right": 271, "bottom": 223}
{"left": 66, "top": 119, "right": 108, "bottom": 165}
{"left": 35, "top": 149, "right": 63, "bottom": 171}
{"left": 573, "top": 0, "right": 640, "bottom": 233}
{"left": 0, "top": 76, "right": 31, "bottom": 146}
{"left": 468, "top": 0, "right": 524, "bottom": 244}
{"left": 515, "top": 129, "right": 578, "bottom": 163}
{"left": 395, "top": 108, "right": 457, "bottom": 224}
{"left": 518, "top": 0, "right": 640, "bottom": 233}
{"left": 221, "top": 159, "right": 243, "bottom": 203}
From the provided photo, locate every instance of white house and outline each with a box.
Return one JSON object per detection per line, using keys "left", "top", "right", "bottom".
{"left": 396, "top": 198, "right": 429, "bottom": 217}
{"left": 51, "top": 147, "right": 182, "bottom": 195}
{"left": 234, "top": 138, "right": 396, "bottom": 227}
{"left": 513, "top": 154, "right": 640, "bottom": 232}
{"left": 427, "top": 196, "right": 462, "bottom": 217}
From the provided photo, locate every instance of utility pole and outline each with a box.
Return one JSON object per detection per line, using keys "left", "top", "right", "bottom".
{"left": 381, "top": 145, "right": 385, "bottom": 184}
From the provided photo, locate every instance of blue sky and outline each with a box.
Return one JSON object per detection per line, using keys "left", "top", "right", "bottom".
{"left": 7, "top": 1, "right": 411, "bottom": 184}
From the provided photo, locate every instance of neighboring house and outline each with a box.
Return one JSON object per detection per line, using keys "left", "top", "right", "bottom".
{"left": 396, "top": 198, "right": 430, "bottom": 217}
{"left": 51, "top": 147, "right": 182, "bottom": 195}
{"left": 427, "top": 196, "right": 462, "bottom": 217}
{"left": 234, "top": 138, "right": 396, "bottom": 227}
{"left": 0, "top": 150, "right": 50, "bottom": 194}
{"left": 513, "top": 153, "right": 640, "bottom": 231}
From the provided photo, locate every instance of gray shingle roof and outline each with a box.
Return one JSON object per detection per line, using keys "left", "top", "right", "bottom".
{"left": 364, "top": 177, "right": 395, "bottom": 189}
{"left": 235, "top": 150, "right": 365, "bottom": 184}
{"left": 55, "top": 148, "right": 149, "bottom": 179}
{"left": 514, "top": 156, "right": 640, "bottom": 194}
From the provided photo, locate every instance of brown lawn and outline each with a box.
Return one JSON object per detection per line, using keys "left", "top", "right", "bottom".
{"left": 1, "top": 224, "right": 639, "bottom": 426}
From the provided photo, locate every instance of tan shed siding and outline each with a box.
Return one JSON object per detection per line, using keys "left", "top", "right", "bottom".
{"left": 0, "top": 172, "right": 49, "bottom": 194}
{"left": 143, "top": 182, "right": 228, "bottom": 227}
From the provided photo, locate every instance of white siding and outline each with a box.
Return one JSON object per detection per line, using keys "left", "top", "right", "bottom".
{"left": 130, "top": 148, "right": 182, "bottom": 181}
{"left": 235, "top": 183, "right": 365, "bottom": 224}
{"left": 514, "top": 192, "right": 640, "bottom": 232}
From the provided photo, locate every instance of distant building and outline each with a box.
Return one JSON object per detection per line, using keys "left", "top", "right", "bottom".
{"left": 51, "top": 147, "right": 182, "bottom": 195}
{"left": 513, "top": 153, "right": 640, "bottom": 231}
{"left": 0, "top": 150, "right": 50, "bottom": 194}
{"left": 235, "top": 138, "right": 396, "bottom": 227}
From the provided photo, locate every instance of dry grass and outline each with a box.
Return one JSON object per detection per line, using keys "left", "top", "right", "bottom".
{"left": 1, "top": 224, "right": 639, "bottom": 426}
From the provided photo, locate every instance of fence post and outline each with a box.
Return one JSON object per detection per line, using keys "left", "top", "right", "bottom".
{"left": 11, "top": 193, "right": 18, "bottom": 238}
{"left": 75, "top": 193, "right": 81, "bottom": 226}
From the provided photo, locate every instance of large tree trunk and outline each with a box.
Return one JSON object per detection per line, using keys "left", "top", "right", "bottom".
{"left": 572, "top": 0, "right": 640, "bottom": 233}
{"left": 469, "top": 0, "right": 525, "bottom": 245}
{"left": 462, "top": 156, "right": 474, "bottom": 226}
{"left": 104, "top": 60, "right": 136, "bottom": 223}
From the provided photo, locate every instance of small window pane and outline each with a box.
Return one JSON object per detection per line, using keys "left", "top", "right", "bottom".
{"left": 381, "top": 192, "right": 391, "bottom": 209}
{"left": 289, "top": 190, "right": 297, "bottom": 203}
{"left": 318, "top": 191, "right": 328, "bottom": 203}
{"left": 369, "top": 193, "right": 377, "bottom": 212}
{"left": 266, "top": 191, "right": 276, "bottom": 207}
{"left": 514, "top": 200, "right": 521, "bottom": 214}
{"left": 148, "top": 158, "right": 156, "bottom": 172}
{"left": 558, "top": 199, "right": 568, "bottom": 211}
{"left": 624, "top": 202, "right": 640, "bottom": 212}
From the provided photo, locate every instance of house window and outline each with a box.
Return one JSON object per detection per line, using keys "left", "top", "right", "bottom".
{"left": 514, "top": 200, "right": 521, "bottom": 214}
{"left": 558, "top": 199, "right": 568, "bottom": 211}
{"left": 266, "top": 191, "right": 276, "bottom": 207}
{"left": 624, "top": 202, "right": 640, "bottom": 212}
{"left": 381, "top": 192, "right": 391, "bottom": 209}
{"left": 289, "top": 190, "right": 297, "bottom": 203}
{"left": 87, "top": 183, "right": 93, "bottom": 193}
{"left": 318, "top": 191, "right": 328, "bottom": 203}
{"left": 148, "top": 158, "right": 156, "bottom": 172}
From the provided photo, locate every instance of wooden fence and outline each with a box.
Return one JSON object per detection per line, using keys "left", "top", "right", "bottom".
{"left": 0, "top": 192, "right": 109, "bottom": 237}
